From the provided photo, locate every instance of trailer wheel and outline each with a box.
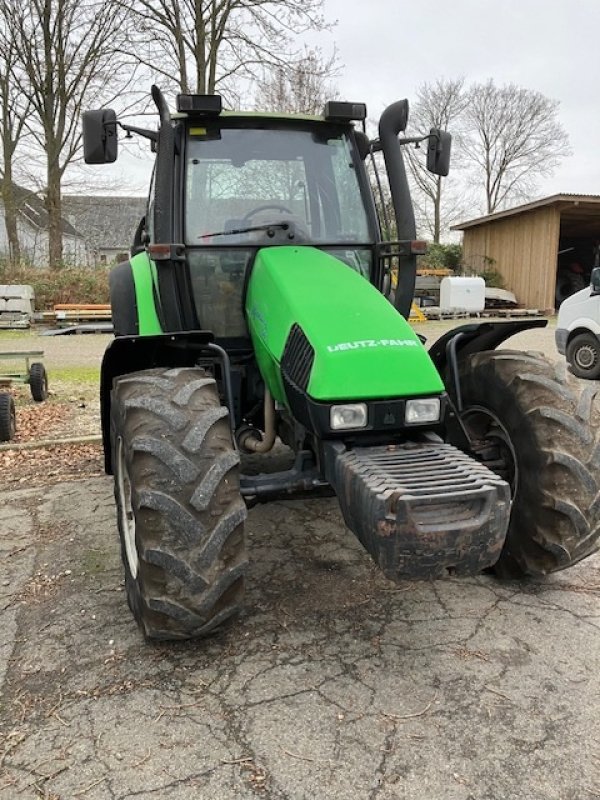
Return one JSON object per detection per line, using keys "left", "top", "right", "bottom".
{"left": 459, "top": 350, "right": 600, "bottom": 577}
{"left": 566, "top": 333, "right": 600, "bottom": 379}
{"left": 110, "top": 367, "right": 248, "bottom": 640}
{"left": 0, "top": 394, "right": 16, "bottom": 442}
{"left": 29, "top": 363, "right": 48, "bottom": 402}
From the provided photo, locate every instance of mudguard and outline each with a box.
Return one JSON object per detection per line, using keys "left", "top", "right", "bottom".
{"left": 427, "top": 319, "right": 548, "bottom": 375}
{"left": 109, "top": 252, "right": 163, "bottom": 337}
{"left": 99, "top": 331, "right": 214, "bottom": 473}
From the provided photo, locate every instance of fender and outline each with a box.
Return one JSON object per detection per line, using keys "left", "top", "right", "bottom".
{"left": 110, "top": 254, "right": 163, "bottom": 337}
{"left": 100, "top": 331, "right": 214, "bottom": 473}
{"left": 427, "top": 319, "right": 547, "bottom": 376}
{"left": 563, "top": 317, "right": 600, "bottom": 337}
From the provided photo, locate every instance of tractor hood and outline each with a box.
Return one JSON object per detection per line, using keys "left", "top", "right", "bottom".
{"left": 245, "top": 246, "right": 443, "bottom": 405}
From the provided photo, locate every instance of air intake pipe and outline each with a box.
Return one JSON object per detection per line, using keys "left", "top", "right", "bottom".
{"left": 151, "top": 84, "right": 173, "bottom": 245}
{"left": 378, "top": 100, "right": 417, "bottom": 320}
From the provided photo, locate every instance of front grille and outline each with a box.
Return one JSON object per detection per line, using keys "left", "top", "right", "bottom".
{"left": 281, "top": 324, "right": 315, "bottom": 391}
{"left": 346, "top": 443, "right": 505, "bottom": 500}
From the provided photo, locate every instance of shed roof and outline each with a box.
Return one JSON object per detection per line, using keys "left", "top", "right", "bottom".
{"left": 8, "top": 183, "right": 80, "bottom": 237}
{"left": 63, "top": 196, "right": 146, "bottom": 251}
{"left": 452, "top": 194, "right": 600, "bottom": 231}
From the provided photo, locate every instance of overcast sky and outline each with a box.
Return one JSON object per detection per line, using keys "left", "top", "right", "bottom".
{"left": 97, "top": 0, "right": 600, "bottom": 209}
{"left": 323, "top": 0, "right": 599, "bottom": 196}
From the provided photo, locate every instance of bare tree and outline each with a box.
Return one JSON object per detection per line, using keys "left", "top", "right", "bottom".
{"left": 255, "top": 47, "right": 338, "bottom": 114}
{"left": 463, "top": 79, "right": 571, "bottom": 214}
{"left": 121, "top": 0, "right": 332, "bottom": 102}
{"left": 0, "top": 30, "right": 32, "bottom": 264}
{"left": 2, "top": 0, "right": 131, "bottom": 266}
{"left": 405, "top": 78, "right": 468, "bottom": 243}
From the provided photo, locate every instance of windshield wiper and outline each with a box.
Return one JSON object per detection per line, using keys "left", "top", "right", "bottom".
{"left": 199, "top": 222, "right": 290, "bottom": 239}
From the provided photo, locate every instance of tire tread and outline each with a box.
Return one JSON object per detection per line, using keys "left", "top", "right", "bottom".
{"left": 111, "top": 367, "right": 247, "bottom": 640}
{"left": 460, "top": 349, "right": 600, "bottom": 576}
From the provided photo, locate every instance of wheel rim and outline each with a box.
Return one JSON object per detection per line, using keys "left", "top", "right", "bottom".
{"left": 575, "top": 344, "right": 598, "bottom": 370}
{"left": 9, "top": 406, "right": 16, "bottom": 438}
{"left": 461, "top": 405, "right": 519, "bottom": 498}
{"left": 116, "top": 436, "right": 138, "bottom": 579}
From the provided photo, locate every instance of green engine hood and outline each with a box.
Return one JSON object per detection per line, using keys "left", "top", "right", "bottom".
{"left": 245, "top": 246, "right": 444, "bottom": 404}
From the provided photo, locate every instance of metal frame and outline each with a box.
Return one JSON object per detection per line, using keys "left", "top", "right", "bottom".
{"left": 0, "top": 350, "right": 44, "bottom": 388}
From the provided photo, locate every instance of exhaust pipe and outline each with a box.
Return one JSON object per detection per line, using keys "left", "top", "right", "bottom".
{"left": 238, "top": 389, "right": 276, "bottom": 454}
{"left": 378, "top": 100, "right": 417, "bottom": 319}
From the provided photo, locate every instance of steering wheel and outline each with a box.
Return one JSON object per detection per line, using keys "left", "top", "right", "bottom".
{"left": 243, "top": 204, "right": 294, "bottom": 221}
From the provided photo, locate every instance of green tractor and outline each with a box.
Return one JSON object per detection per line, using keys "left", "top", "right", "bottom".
{"left": 83, "top": 87, "right": 600, "bottom": 640}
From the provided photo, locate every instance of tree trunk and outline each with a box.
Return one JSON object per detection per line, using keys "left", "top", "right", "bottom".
{"left": 46, "top": 159, "right": 63, "bottom": 268}
{"left": 194, "top": 0, "right": 207, "bottom": 93}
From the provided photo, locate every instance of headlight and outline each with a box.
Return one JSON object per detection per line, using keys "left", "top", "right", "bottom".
{"left": 330, "top": 403, "right": 368, "bottom": 430}
{"left": 405, "top": 397, "right": 441, "bottom": 424}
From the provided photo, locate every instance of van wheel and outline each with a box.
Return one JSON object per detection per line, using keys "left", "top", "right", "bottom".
{"left": 566, "top": 333, "right": 600, "bottom": 379}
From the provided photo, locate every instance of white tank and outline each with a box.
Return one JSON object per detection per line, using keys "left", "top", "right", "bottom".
{"left": 439, "top": 276, "right": 485, "bottom": 312}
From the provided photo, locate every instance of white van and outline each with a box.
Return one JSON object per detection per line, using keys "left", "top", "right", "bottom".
{"left": 556, "top": 267, "right": 600, "bottom": 379}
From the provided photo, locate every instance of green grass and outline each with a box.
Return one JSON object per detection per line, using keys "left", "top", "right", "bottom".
{"left": 0, "top": 330, "right": 32, "bottom": 341}
{"left": 49, "top": 366, "right": 100, "bottom": 386}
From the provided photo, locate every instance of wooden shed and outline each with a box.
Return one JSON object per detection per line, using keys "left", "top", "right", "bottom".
{"left": 452, "top": 194, "right": 600, "bottom": 311}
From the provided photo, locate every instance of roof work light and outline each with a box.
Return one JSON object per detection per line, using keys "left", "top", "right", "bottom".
{"left": 176, "top": 94, "right": 223, "bottom": 115}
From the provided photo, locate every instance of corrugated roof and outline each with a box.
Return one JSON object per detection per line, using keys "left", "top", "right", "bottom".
{"left": 63, "top": 196, "right": 146, "bottom": 251}
{"left": 452, "top": 194, "right": 600, "bottom": 230}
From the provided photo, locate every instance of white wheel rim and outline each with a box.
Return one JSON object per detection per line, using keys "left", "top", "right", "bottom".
{"left": 116, "top": 436, "right": 138, "bottom": 579}
{"left": 575, "top": 345, "right": 597, "bottom": 369}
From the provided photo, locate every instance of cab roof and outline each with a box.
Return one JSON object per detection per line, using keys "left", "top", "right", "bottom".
{"left": 172, "top": 110, "right": 347, "bottom": 124}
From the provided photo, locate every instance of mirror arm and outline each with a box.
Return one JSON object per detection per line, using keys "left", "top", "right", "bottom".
{"left": 96, "top": 117, "right": 158, "bottom": 144}
{"left": 398, "top": 133, "right": 436, "bottom": 147}
{"left": 369, "top": 132, "right": 435, "bottom": 153}
{"left": 118, "top": 122, "right": 158, "bottom": 143}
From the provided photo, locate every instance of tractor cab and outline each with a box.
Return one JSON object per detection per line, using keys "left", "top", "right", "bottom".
{"left": 83, "top": 89, "right": 450, "bottom": 337}
{"left": 181, "top": 112, "right": 377, "bottom": 337}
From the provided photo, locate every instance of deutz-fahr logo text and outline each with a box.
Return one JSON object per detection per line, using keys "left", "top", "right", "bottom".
{"left": 327, "top": 339, "right": 418, "bottom": 353}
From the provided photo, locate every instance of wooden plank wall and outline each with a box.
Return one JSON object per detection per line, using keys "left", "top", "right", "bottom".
{"left": 461, "top": 206, "right": 560, "bottom": 310}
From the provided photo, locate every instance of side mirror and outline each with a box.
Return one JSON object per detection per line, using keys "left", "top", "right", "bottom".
{"left": 82, "top": 109, "right": 118, "bottom": 164}
{"left": 591, "top": 267, "right": 600, "bottom": 295}
{"left": 426, "top": 129, "right": 451, "bottom": 177}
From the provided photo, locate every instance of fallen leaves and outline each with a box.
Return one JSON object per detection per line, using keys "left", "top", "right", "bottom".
{"left": 0, "top": 443, "right": 104, "bottom": 488}
{"left": 12, "top": 400, "right": 73, "bottom": 444}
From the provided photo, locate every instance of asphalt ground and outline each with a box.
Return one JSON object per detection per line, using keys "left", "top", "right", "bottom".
{"left": 1, "top": 317, "right": 599, "bottom": 800}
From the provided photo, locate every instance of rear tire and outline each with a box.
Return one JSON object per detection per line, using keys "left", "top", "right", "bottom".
{"left": 110, "top": 367, "right": 248, "bottom": 640}
{"left": 566, "top": 333, "right": 600, "bottom": 379}
{"left": 459, "top": 350, "right": 600, "bottom": 577}
{"left": 0, "top": 394, "right": 16, "bottom": 442}
{"left": 29, "top": 363, "right": 48, "bottom": 402}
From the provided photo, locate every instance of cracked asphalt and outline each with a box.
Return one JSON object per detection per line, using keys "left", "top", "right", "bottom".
{"left": 1, "top": 321, "right": 599, "bottom": 799}
{"left": 1, "top": 474, "right": 599, "bottom": 799}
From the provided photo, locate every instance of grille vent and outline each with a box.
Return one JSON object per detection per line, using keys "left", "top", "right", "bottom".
{"left": 281, "top": 324, "right": 315, "bottom": 391}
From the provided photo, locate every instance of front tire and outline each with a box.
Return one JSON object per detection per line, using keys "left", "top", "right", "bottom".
{"left": 459, "top": 350, "right": 600, "bottom": 577}
{"left": 566, "top": 333, "right": 600, "bottom": 379}
{"left": 111, "top": 367, "right": 248, "bottom": 640}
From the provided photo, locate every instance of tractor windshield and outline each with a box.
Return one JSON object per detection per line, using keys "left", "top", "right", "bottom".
{"left": 185, "top": 125, "right": 371, "bottom": 246}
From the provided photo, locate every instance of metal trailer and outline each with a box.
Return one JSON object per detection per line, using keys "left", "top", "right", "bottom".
{"left": 0, "top": 350, "right": 49, "bottom": 442}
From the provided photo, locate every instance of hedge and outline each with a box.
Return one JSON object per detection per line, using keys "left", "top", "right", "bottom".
{"left": 0, "top": 264, "right": 111, "bottom": 310}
